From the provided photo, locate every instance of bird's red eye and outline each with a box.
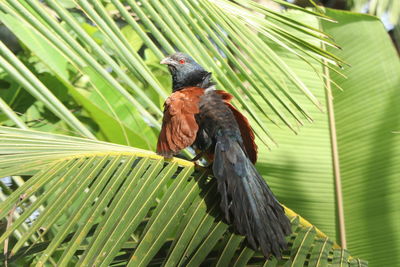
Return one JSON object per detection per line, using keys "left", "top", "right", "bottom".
{"left": 179, "top": 59, "right": 185, "bottom": 64}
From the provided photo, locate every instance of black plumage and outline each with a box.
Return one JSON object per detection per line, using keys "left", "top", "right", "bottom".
{"left": 157, "top": 52, "right": 291, "bottom": 258}
{"left": 198, "top": 89, "right": 291, "bottom": 258}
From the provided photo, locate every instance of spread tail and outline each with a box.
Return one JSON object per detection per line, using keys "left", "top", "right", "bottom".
{"left": 213, "top": 135, "right": 291, "bottom": 258}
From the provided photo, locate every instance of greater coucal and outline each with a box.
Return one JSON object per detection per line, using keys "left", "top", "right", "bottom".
{"left": 157, "top": 52, "right": 291, "bottom": 258}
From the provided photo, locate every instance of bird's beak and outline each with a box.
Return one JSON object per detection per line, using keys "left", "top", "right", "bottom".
{"left": 160, "top": 57, "right": 173, "bottom": 65}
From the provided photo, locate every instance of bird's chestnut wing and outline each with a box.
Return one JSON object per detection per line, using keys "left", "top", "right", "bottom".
{"left": 216, "top": 90, "right": 258, "bottom": 163}
{"left": 157, "top": 88, "right": 204, "bottom": 157}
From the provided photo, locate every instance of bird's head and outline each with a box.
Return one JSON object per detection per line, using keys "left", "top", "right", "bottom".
{"left": 161, "top": 52, "right": 212, "bottom": 91}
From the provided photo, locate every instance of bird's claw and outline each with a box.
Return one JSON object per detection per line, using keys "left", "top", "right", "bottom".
{"left": 190, "top": 152, "right": 204, "bottom": 162}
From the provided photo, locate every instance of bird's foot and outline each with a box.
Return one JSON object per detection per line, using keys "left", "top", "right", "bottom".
{"left": 190, "top": 152, "right": 204, "bottom": 162}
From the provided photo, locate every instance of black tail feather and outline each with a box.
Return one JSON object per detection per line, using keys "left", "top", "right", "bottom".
{"left": 213, "top": 136, "right": 291, "bottom": 258}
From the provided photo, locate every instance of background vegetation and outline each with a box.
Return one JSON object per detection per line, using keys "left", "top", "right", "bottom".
{"left": 0, "top": 0, "right": 398, "bottom": 266}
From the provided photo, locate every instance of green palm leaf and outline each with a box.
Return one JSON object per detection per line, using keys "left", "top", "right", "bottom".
{"left": 0, "top": 1, "right": 397, "bottom": 266}
{"left": 252, "top": 8, "right": 400, "bottom": 267}
{"left": 0, "top": 0, "right": 342, "bottom": 147}
{"left": 0, "top": 127, "right": 365, "bottom": 266}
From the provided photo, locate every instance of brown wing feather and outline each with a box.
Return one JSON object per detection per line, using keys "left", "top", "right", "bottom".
{"left": 216, "top": 90, "right": 258, "bottom": 163}
{"left": 157, "top": 87, "right": 204, "bottom": 157}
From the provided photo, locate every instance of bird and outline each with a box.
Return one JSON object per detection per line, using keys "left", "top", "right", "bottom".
{"left": 156, "top": 52, "right": 291, "bottom": 258}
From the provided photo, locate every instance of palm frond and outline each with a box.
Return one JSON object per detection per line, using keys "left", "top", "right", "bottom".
{"left": 0, "top": 127, "right": 366, "bottom": 266}
{"left": 0, "top": 0, "right": 342, "bottom": 146}
{"left": 251, "top": 8, "right": 400, "bottom": 267}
